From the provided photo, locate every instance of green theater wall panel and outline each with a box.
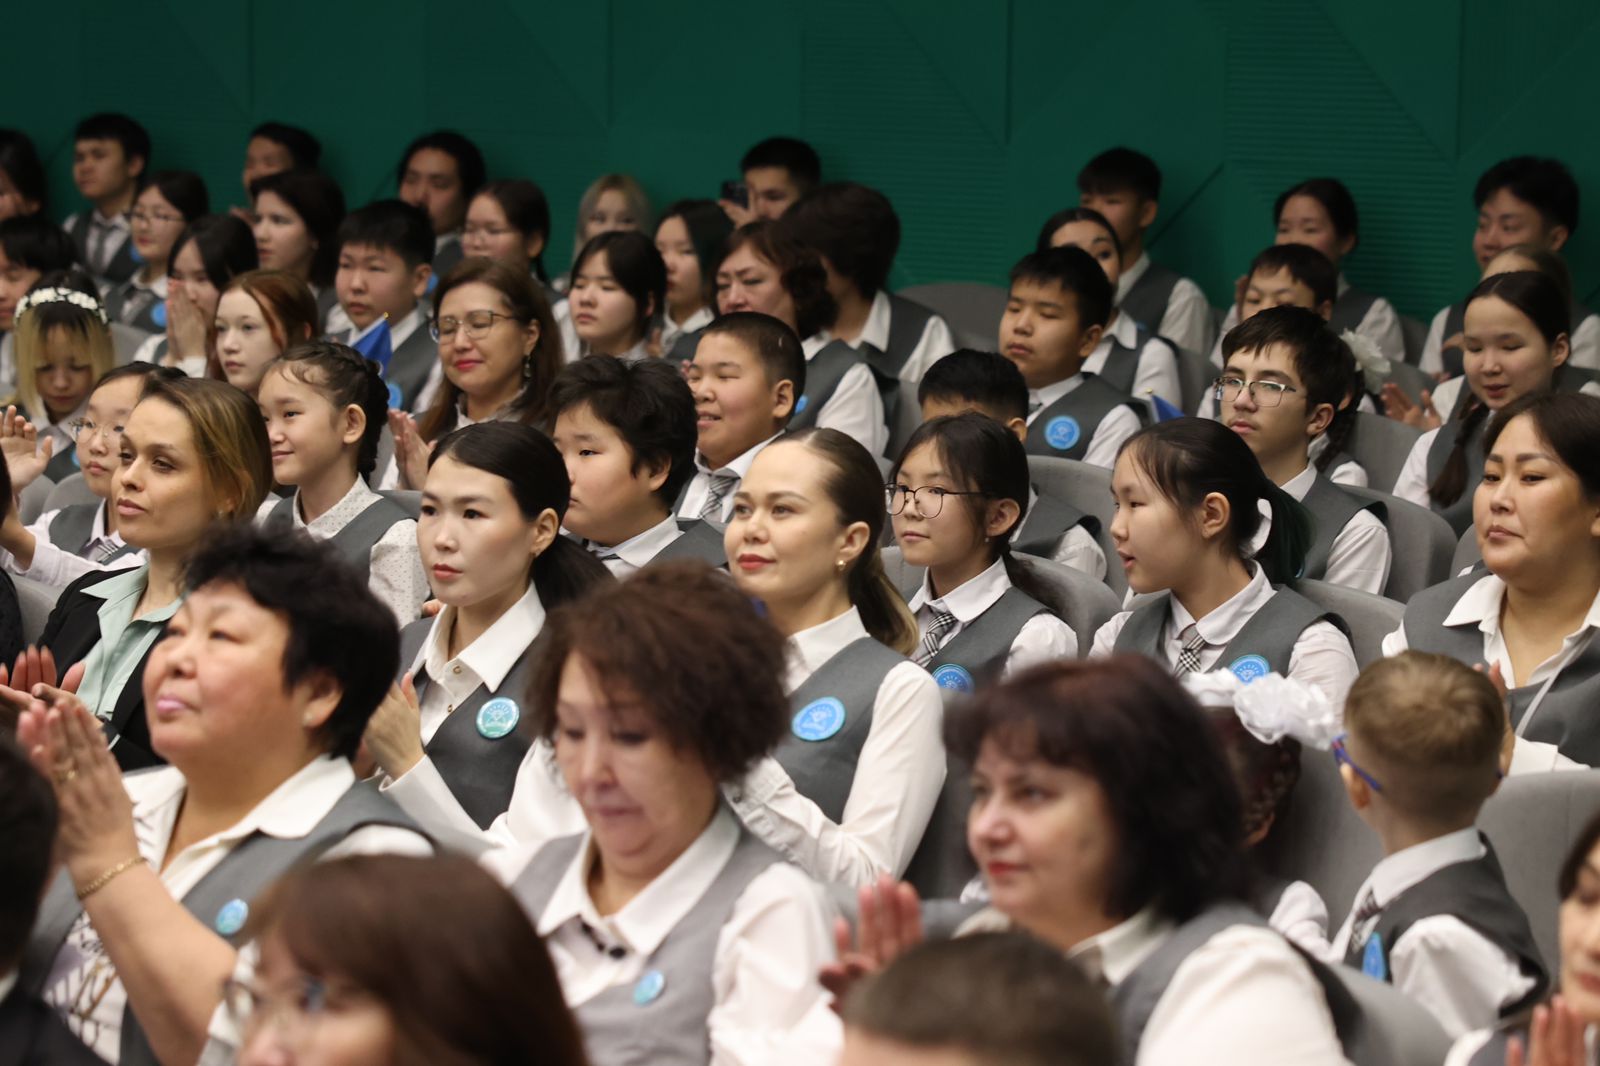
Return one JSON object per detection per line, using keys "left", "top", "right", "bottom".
{"left": 7, "top": 1, "right": 1600, "bottom": 319}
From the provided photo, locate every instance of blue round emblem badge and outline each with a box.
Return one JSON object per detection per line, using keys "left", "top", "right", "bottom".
{"left": 1229, "top": 654, "right": 1271, "bottom": 684}
{"left": 931, "top": 664, "right": 974, "bottom": 693}
{"left": 1044, "top": 415, "right": 1082, "bottom": 452}
{"left": 792, "top": 698, "right": 846, "bottom": 741}
{"left": 476, "top": 697, "right": 521, "bottom": 740}
{"left": 633, "top": 969, "right": 667, "bottom": 1005}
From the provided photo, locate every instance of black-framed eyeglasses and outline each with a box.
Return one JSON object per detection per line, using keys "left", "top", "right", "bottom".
{"left": 1331, "top": 733, "right": 1383, "bottom": 793}
{"left": 431, "top": 310, "right": 519, "bottom": 342}
{"left": 885, "top": 484, "right": 990, "bottom": 518}
{"left": 1213, "top": 375, "right": 1299, "bottom": 408}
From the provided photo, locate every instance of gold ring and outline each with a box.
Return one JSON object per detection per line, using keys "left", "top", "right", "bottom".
{"left": 55, "top": 768, "right": 77, "bottom": 785}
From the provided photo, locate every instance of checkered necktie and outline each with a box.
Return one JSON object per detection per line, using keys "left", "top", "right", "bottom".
{"left": 913, "top": 606, "right": 959, "bottom": 667}
{"left": 1174, "top": 623, "right": 1208, "bottom": 675}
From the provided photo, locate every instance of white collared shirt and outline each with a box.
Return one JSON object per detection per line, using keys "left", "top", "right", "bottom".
{"left": 1330, "top": 828, "right": 1537, "bottom": 1038}
{"left": 661, "top": 305, "right": 714, "bottom": 352}
{"left": 1026, "top": 373, "right": 1143, "bottom": 470}
{"left": 797, "top": 334, "right": 889, "bottom": 456}
{"left": 1020, "top": 486, "right": 1108, "bottom": 580}
{"left": 534, "top": 806, "right": 842, "bottom": 1066}
{"left": 1115, "top": 252, "right": 1216, "bottom": 358}
{"left": 677, "top": 434, "right": 782, "bottom": 525}
{"left": 1213, "top": 276, "right": 1405, "bottom": 365}
{"left": 1272, "top": 878, "right": 1333, "bottom": 960}
{"left": 1447, "top": 1024, "right": 1600, "bottom": 1066}
{"left": 1085, "top": 311, "right": 1182, "bottom": 408}
{"left": 1281, "top": 464, "right": 1392, "bottom": 595}
{"left": 36, "top": 400, "right": 87, "bottom": 470}
{"left": 1068, "top": 905, "right": 1351, "bottom": 1065}
{"left": 0, "top": 499, "right": 144, "bottom": 589}
{"left": 1091, "top": 564, "right": 1359, "bottom": 707}
{"left": 414, "top": 581, "right": 544, "bottom": 741}
{"left": 45, "top": 756, "right": 431, "bottom": 1062}
{"left": 849, "top": 289, "right": 956, "bottom": 384}
{"left": 588, "top": 515, "right": 684, "bottom": 576}
{"left": 253, "top": 478, "right": 428, "bottom": 625}
{"left": 1419, "top": 302, "right": 1600, "bottom": 376}
{"left": 724, "top": 607, "right": 943, "bottom": 886}
{"left": 909, "top": 557, "right": 1078, "bottom": 675}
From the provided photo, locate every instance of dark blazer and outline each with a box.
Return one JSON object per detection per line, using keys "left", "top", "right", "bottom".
{"left": 40, "top": 566, "right": 164, "bottom": 771}
{"left": 0, "top": 986, "right": 109, "bottom": 1064}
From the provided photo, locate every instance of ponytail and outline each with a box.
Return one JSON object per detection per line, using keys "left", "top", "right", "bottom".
{"left": 531, "top": 535, "right": 612, "bottom": 608}
{"left": 1427, "top": 398, "right": 1489, "bottom": 508}
{"left": 1257, "top": 484, "right": 1314, "bottom": 585}
{"left": 849, "top": 549, "right": 919, "bottom": 657}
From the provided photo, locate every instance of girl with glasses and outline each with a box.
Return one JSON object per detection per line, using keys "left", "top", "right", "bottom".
{"left": 106, "top": 172, "right": 208, "bottom": 335}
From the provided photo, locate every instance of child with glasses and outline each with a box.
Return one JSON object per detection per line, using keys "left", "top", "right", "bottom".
{"left": 891, "top": 412, "right": 1076, "bottom": 692}
{"left": 1217, "top": 307, "right": 1392, "bottom": 594}
{"left": 1333, "top": 651, "right": 1548, "bottom": 1038}
{"left": 105, "top": 171, "right": 208, "bottom": 335}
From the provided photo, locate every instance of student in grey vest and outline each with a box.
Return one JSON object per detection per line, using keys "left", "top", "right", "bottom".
{"left": 676, "top": 312, "right": 802, "bottom": 526}
{"left": 329, "top": 200, "right": 436, "bottom": 412}
{"left": 829, "top": 658, "right": 1354, "bottom": 1065}
{"left": 713, "top": 221, "right": 889, "bottom": 453}
{"left": 227, "top": 854, "right": 588, "bottom": 1066}
{"left": 396, "top": 130, "right": 484, "bottom": 283}
{"left": 247, "top": 169, "right": 345, "bottom": 334}
{"left": 551, "top": 355, "right": 725, "bottom": 573}
{"left": 392, "top": 258, "right": 566, "bottom": 490}
{"left": 9, "top": 275, "right": 116, "bottom": 482}
{"left": 656, "top": 199, "right": 731, "bottom": 355}
{"left": 1448, "top": 811, "right": 1600, "bottom": 1065}
{"left": 1004, "top": 246, "right": 1148, "bottom": 468}
{"left": 105, "top": 172, "right": 209, "bottom": 336}
{"left": 1333, "top": 654, "right": 1548, "bottom": 1038}
{"left": 0, "top": 216, "right": 76, "bottom": 396}
{"left": 837, "top": 932, "right": 1117, "bottom": 1066}
{"left": 1037, "top": 207, "right": 1182, "bottom": 409}
{"left": 1077, "top": 147, "right": 1214, "bottom": 358}
{"left": 368, "top": 423, "right": 611, "bottom": 837}
{"left": 725, "top": 428, "right": 943, "bottom": 886}
{"left": 462, "top": 179, "right": 558, "bottom": 304}
{"left": 893, "top": 415, "right": 1077, "bottom": 692}
{"left": 63, "top": 113, "right": 148, "bottom": 291}
{"left": 17, "top": 524, "right": 432, "bottom": 1066}
{"left": 779, "top": 182, "right": 956, "bottom": 385}
{"left": 1093, "top": 418, "right": 1359, "bottom": 706}
{"left": 1218, "top": 307, "right": 1392, "bottom": 593}
{"left": 130, "top": 215, "right": 259, "bottom": 375}
{"left": 1420, "top": 157, "right": 1586, "bottom": 377}
{"left": 1394, "top": 272, "right": 1588, "bottom": 534}
{"left": 0, "top": 363, "right": 176, "bottom": 589}
{"left": 1386, "top": 392, "right": 1600, "bottom": 769}
{"left": 562, "top": 230, "right": 665, "bottom": 363}
{"left": 509, "top": 562, "right": 841, "bottom": 1065}
{"left": 918, "top": 349, "right": 1107, "bottom": 579}
{"left": 254, "top": 343, "right": 428, "bottom": 623}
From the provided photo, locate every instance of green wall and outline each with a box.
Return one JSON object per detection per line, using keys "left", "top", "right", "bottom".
{"left": 11, "top": 0, "right": 1600, "bottom": 319}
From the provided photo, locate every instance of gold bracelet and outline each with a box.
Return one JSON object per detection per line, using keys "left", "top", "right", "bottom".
{"left": 76, "top": 856, "right": 144, "bottom": 902}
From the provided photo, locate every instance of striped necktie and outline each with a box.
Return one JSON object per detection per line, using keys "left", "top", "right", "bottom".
{"left": 699, "top": 473, "right": 739, "bottom": 522}
{"left": 913, "top": 606, "right": 959, "bottom": 667}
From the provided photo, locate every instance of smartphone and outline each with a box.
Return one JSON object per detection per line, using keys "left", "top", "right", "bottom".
{"left": 720, "top": 180, "right": 749, "bottom": 209}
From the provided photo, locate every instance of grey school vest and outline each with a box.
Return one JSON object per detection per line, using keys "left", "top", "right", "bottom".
{"left": 1023, "top": 375, "right": 1148, "bottom": 461}
{"left": 387, "top": 323, "right": 437, "bottom": 412}
{"left": 775, "top": 637, "right": 907, "bottom": 823}
{"left": 652, "top": 520, "right": 727, "bottom": 567}
{"left": 265, "top": 493, "right": 413, "bottom": 582}
{"left": 510, "top": 822, "right": 782, "bottom": 1066}
{"left": 1100, "top": 320, "right": 1173, "bottom": 396}
{"left": 66, "top": 211, "right": 138, "bottom": 287}
{"left": 667, "top": 327, "right": 702, "bottom": 362}
{"left": 1117, "top": 261, "right": 1183, "bottom": 335}
{"left": 1299, "top": 475, "right": 1386, "bottom": 583}
{"left": 1403, "top": 573, "right": 1600, "bottom": 764}
{"left": 105, "top": 279, "right": 163, "bottom": 334}
{"left": 47, "top": 502, "right": 137, "bottom": 565}
{"left": 398, "top": 618, "right": 539, "bottom": 829}
{"left": 1424, "top": 387, "right": 1487, "bottom": 537}
{"left": 1328, "top": 288, "right": 1381, "bottom": 338}
{"left": 1341, "top": 834, "right": 1546, "bottom": 1016}
{"left": 789, "top": 340, "right": 866, "bottom": 432}
{"left": 925, "top": 587, "right": 1052, "bottom": 695}
{"left": 1012, "top": 489, "right": 1099, "bottom": 560}
{"left": 1112, "top": 587, "right": 1348, "bottom": 679}
{"left": 20, "top": 777, "right": 422, "bottom": 1066}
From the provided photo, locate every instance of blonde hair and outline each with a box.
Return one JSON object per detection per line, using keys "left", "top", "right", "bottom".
{"left": 13, "top": 301, "right": 115, "bottom": 420}
{"left": 571, "top": 174, "right": 653, "bottom": 262}
{"left": 138, "top": 376, "right": 272, "bottom": 520}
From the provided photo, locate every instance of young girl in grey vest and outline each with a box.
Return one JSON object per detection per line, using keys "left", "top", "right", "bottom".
{"left": 1385, "top": 391, "right": 1600, "bottom": 769}
{"left": 1091, "top": 417, "right": 1359, "bottom": 706}
{"left": 723, "top": 426, "right": 943, "bottom": 887}
{"left": 891, "top": 413, "right": 1077, "bottom": 689}
{"left": 254, "top": 342, "right": 428, "bottom": 624}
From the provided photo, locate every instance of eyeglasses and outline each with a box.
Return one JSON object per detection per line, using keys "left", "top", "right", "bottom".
{"left": 69, "top": 417, "right": 123, "bottom": 442}
{"left": 462, "top": 224, "right": 512, "bottom": 240}
{"left": 1213, "top": 375, "right": 1299, "bottom": 408}
{"left": 431, "top": 310, "right": 518, "bottom": 342}
{"left": 130, "top": 209, "right": 184, "bottom": 227}
{"left": 1331, "top": 733, "right": 1383, "bottom": 793}
{"left": 885, "top": 484, "right": 989, "bottom": 519}
{"left": 222, "top": 975, "right": 333, "bottom": 1049}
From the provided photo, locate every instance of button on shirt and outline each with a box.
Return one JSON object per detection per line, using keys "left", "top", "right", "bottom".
{"left": 677, "top": 434, "right": 781, "bottom": 525}
{"left": 588, "top": 515, "right": 685, "bottom": 577}
{"left": 1084, "top": 311, "right": 1182, "bottom": 408}
{"left": 724, "top": 607, "right": 943, "bottom": 886}
{"left": 908, "top": 558, "right": 1079, "bottom": 674}
{"left": 535, "top": 806, "right": 842, "bottom": 1066}
{"left": 1025, "top": 373, "right": 1143, "bottom": 470}
{"left": 1330, "top": 828, "right": 1536, "bottom": 1039}
{"left": 797, "top": 334, "right": 889, "bottom": 456}
{"left": 1281, "top": 465, "right": 1392, "bottom": 595}
{"left": 1091, "top": 564, "right": 1360, "bottom": 707}
{"left": 1115, "top": 253, "right": 1215, "bottom": 359}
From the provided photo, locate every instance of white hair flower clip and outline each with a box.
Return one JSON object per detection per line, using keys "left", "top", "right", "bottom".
{"left": 1181, "top": 668, "right": 1342, "bottom": 750}
{"left": 14, "top": 286, "right": 108, "bottom": 326}
{"left": 1341, "top": 329, "right": 1390, "bottom": 395}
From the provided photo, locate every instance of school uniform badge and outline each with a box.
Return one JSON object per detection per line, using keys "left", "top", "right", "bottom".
{"left": 476, "top": 697, "right": 520, "bottom": 740}
{"left": 215, "top": 898, "right": 249, "bottom": 936}
{"left": 1361, "top": 932, "right": 1388, "bottom": 981}
{"left": 931, "top": 664, "right": 974, "bottom": 693}
{"left": 633, "top": 969, "right": 667, "bottom": 1005}
{"left": 794, "top": 394, "right": 810, "bottom": 415}
{"left": 1044, "top": 416, "right": 1081, "bottom": 452}
{"left": 1228, "top": 654, "right": 1271, "bottom": 684}
{"left": 792, "top": 698, "right": 846, "bottom": 741}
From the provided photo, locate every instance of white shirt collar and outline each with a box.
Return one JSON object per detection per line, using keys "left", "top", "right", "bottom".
{"left": 0, "top": 970, "right": 16, "bottom": 1004}
{"left": 1337, "top": 273, "right": 1351, "bottom": 298}
{"left": 857, "top": 290, "right": 894, "bottom": 353}
{"left": 1027, "top": 372, "right": 1088, "bottom": 421}
{"left": 594, "top": 515, "right": 681, "bottom": 572}
{"left": 92, "top": 208, "right": 131, "bottom": 231}
{"left": 1444, "top": 573, "right": 1600, "bottom": 634}
{"left": 350, "top": 304, "right": 425, "bottom": 351}
{"left": 536, "top": 805, "right": 740, "bottom": 958}
{"left": 1067, "top": 905, "right": 1175, "bottom": 986}
{"left": 434, "top": 230, "right": 461, "bottom": 254}
{"left": 130, "top": 755, "right": 361, "bottom": 847}
{"left": 784, "top": 606, "right": 871, "bottom": 691}
{"left": 697, "top": 432, "right": 782, "bottom": 479}
{"left": 1114, "top": 251, "right": 1152, "bottom": 304}
{"left": 1359, "top": 827, "right": 1485, "bottom": 910}
{"left": 1280, "top": 462, "right": 1319, "bottom": 499}
{"left": 1170, "top": 564, "right": 1274, "bottom": 646}
{"left": 665, "top": 305, "right": 713, "bottom": 342}
{"left": 291, "top": 477, "right": 380, "bottom": 537}
{"left": 418, "top": 582, "right": 546, "bottom": 694}
{"left": 908, "top": 557, "right": 1012, "bottom": 621}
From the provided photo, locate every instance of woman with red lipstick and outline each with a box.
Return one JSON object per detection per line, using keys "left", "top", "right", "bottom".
{"left": 105, "top": 171, "right": 208, "bottom": 336}
{"left": 8, "top": 272, "right": 116, "bottom": 483}
{"left": 1386, "top": 392, "right": 1600, "bottom": 769}
{"left": 369, "top": 422, "right": 610, "bottom": 841}
{"left": 1395, "top": 272, "right": 1600, "bottom": 535}
{"left": 723, "top": 427, "right": 944, "bottom": 887}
